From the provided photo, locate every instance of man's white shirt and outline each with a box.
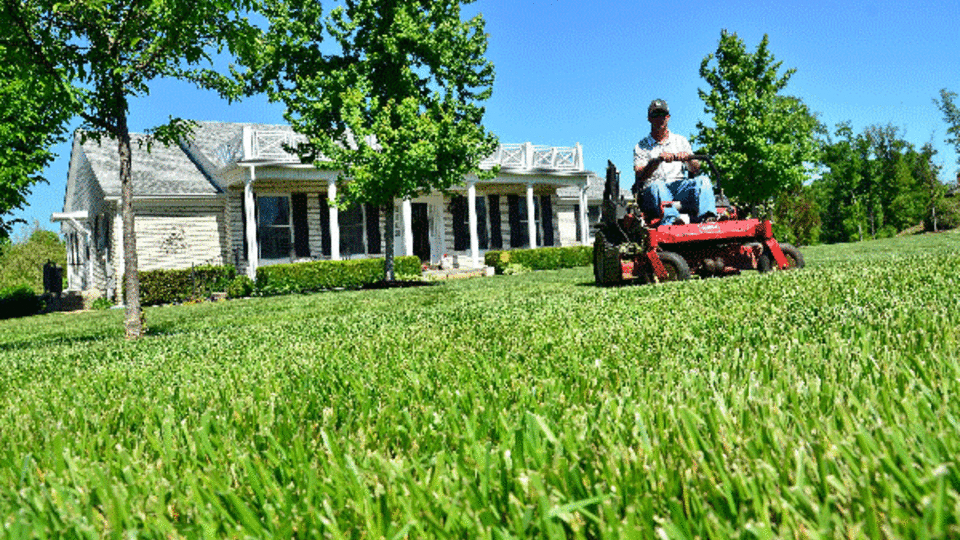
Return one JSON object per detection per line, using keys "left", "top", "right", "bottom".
{"left": 633, "top": 132, "right": 693, "bottom": 186}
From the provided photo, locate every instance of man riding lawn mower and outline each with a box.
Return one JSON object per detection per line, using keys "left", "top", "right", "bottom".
{"left": 592, "top": 155, "right": 804, "bottom": 285}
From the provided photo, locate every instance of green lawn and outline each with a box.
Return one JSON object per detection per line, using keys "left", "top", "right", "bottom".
{"left": 2, "top": 232, "right": 960, "bottom": 538}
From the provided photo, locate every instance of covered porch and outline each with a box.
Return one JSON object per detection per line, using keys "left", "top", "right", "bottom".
{"left": 230, "top": 127, "right": 594, "bottom": 279}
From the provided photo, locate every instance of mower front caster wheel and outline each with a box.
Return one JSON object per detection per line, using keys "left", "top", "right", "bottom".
{"left": 758, "top": 243, "right": 805, "bottom": 272}
{"left": 653, "top": 251, "right": 691, "bottom": 283}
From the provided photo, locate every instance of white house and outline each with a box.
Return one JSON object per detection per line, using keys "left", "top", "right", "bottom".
{"left": 53, "top": 121, "right": 598, "bottom": 298}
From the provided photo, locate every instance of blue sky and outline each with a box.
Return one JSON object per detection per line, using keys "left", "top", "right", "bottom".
{"left": 11, "top": 0, "right": 960, "bottom": 238}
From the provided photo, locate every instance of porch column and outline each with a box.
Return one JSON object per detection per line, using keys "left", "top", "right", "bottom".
{"left": 84, "top": 233, "right": 93, "bottom": 291}
{"left": 114, "top": 217, "right": 123, "bottom": 298}
{"left": 579, "top": 185, "right": 589, "bottom": 245}
{"left": 402, "top": 198, "right": 413, "bottom": 256}
{"left": 244, "top": 168, "right": 258, "bottom": 279}
{"left": 328, "top": 179, "right": 340, "bottom": 260}
{"left": 526, "top": 183, "right": 537, "bottom": 249}
{"left": 468, "top": 180, "right": 480, "bottom": 267}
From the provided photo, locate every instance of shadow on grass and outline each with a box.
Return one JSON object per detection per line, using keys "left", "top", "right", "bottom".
{"left": 0, "top": 331, "right": 117, "bottom": 352}
{"left": 361, "top": 280, "right": 438, "bottom": 290}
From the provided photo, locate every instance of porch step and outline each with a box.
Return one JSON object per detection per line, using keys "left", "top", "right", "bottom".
{"left": 423, "top": 266, "right": 494, "bottom": 281}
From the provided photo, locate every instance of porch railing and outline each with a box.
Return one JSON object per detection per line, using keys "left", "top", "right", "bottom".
{"left": 246, "top": 128, "right": 306, "bottom": 162}
{"left": 219, "top": 128, "right": 583, "bottom": 173}
{"left": 480, "top": 142, "right": 583, "bottom": 172}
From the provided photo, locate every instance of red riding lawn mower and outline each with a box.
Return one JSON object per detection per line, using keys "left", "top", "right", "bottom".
{"left": 593, "top": 155, "right": 804, "bottom": 285}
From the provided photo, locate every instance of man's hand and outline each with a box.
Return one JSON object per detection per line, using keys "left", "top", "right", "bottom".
{"left": 662, "top": 152, "right": 695, "bottom": 163}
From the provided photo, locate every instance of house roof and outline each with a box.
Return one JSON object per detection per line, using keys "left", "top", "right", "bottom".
{"left": 73, "top": 121, "right": 595, "bottom": 200}
{"left": 81, "top": 132, "right": 220, "bottom": 197}
{"left": 188, "top": 121, "right": 306, "bottom": 172}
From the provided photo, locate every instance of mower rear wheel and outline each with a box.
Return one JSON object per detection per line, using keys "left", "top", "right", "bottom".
{"left": 655, "top": 251, "right": 691, "bottom": 282}
{"left": 593, "top": 231, "right": 623, "bottom": 286}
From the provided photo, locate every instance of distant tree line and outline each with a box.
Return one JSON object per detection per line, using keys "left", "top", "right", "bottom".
{"left": 809, "top": 123, "right": 955, "bottom": 244}
{"left": 695, "top": 31, "right": 960, "bottom": 246}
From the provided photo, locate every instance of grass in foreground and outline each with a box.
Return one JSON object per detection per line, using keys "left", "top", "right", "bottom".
{"left": 1, "top": 232, "right": 960, "bottom": 538}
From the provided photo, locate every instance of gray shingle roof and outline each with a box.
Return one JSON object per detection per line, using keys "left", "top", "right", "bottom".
{"left": 82, "top": 133, "right": 219, "bottom": 197}
{"left": 188, "top": 121, "right": 298, "bottom": 173}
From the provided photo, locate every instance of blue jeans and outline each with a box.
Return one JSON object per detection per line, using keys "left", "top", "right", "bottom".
{"left": 641, "top": 178, "right": 717, "bottom": 224}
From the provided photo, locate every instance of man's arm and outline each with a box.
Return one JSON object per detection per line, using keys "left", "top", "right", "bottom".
{"left": 633, "top": 157, "right": 662, "bottom": 193}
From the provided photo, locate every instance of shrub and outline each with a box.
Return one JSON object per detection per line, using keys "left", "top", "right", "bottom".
{"left": 91, "top": 297, "right": 114, "bottom": 311}
{"left": 139, "top": 265, "right": 237, "bottom": 306}
{"left": 226, "top": 276, "right": 255, "bottom": 299}
{"left": 255, "top": 256, "right": 422, "bottom": 295}
{"left": 0, "top": 285, "right": 43, "bottom": 319}
{"left": 484, "top": 246, "right": 593, "bottom": 274}
{"left": 502, "top": 263, "right": 531, "bottom": 276}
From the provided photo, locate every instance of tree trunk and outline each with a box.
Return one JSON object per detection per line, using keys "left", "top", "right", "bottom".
{"left": 383, "top": 203, "right": 395, "bottom": 281}
{"left": 117, "top": 112, "right": 143, "bottom": 338}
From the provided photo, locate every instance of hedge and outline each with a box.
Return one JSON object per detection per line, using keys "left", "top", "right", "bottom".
{"left": 255, "top": 256, "right": 422, "bottom": 295}
{"left": 139, "top": 265, "right": 237, "bottom": 306}
{"left": 484, "top": 245, "right": 593, "bottom": 274}
{"left": 0, "top": 285, "right": 44, "bottom": 319}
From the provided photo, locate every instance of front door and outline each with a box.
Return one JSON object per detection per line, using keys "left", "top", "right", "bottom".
{"left": 411, "top": 203, "right": 430, "bottom": 262}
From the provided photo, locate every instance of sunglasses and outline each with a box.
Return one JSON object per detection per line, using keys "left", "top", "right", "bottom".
{"left": 649, "top": 111, "right": 669, "bottom": 118}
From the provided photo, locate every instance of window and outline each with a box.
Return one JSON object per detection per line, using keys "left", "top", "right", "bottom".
{"left": 68, "top": 233, "right": 82, "bottom": 266}
{"left": 339, "top": 204, "right": 365, "bottom": 257}
{"left": 510, "top": 194, "right": 554, "bottom": 247}
{"left": 258, "top": 195, "right": 291, "bottom": 261}
{"left": 452, "top": 195, "right": 493, "bottom": 251}
{"left": 476, "top": 196, "right": 489, "bottom": 250}
{"left": 516, "top": 196, "right": 542, "bottom": 247}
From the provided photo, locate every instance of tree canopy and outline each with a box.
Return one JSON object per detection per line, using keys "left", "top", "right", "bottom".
{"left": 253, "top": 0, "right": 498, "bottom": 279}
{"left": 694, "top": 31, "right": 822, "bottom": 211}
{"left": 934, "top": 88, "right": 960, "bottom": 176}
{"left": 2, "top": 0, "right": 258, "bottom": 337}
{"left": 0, "top": 40, "right": 74, "bottom": 239}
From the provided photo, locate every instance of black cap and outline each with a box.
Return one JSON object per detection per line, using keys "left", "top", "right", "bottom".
{"left": 648, "top": 99, "right": 669, "bottom": 116}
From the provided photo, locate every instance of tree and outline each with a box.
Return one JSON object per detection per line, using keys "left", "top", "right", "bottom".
{"left": 0, "top": 43, "right": 74, "bottom": 240}
{"left": 772, "top": 185, "right": 820, "bottom": 246}
{"left": 934, "top": 88, "right": 960, "bottom": 173}
{"left": 694, "top": 31, "right": 822, "bottom": 212}
{"left": 255, "top": 0, "right": 498, "bottom": 280}
{"left": 912, "top": 143, "right": 946, "bottom": 232}
{"left": 814, "top": 122, "right": 866, "bottom": 243}
{"left": 2, "top": 0, "right": 257, "bottom": 337}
